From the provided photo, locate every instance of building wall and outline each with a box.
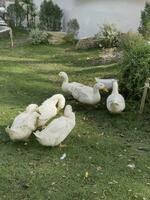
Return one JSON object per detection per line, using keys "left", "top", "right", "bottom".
{"left": 34, "top": 0, "right": 150, "bottom": 38}
{"left": 0, "top": 0, "right": 5, "bottom": 7}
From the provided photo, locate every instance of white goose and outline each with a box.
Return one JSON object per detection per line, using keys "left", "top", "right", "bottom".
{"left": 71, "top": 83, "right": 107, "bottom": 105}
{"left": 6, "top": 104, "right": 39, "bottom": 141}
{"left": 37, "top": 94, "right": 65, "bottom": 128}
{"left": 107, "top": 80, "right": 125, "bottom": 113}
{"left": 34, "top": 105, "right": 75, "bottom": 147}
{"left": 95, "top": 77, "right": 116, "bottom": 90}
{"left": 59, "top": 71, "right": 84, "bottom": 95}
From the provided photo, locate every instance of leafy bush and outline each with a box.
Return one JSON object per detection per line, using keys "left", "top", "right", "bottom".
{"left": 95, "top": 24, "right": 120, "bottom": 48}
{"left": 63, "top": 33, "right": 77, "bottom": 44}
{"left": 119, "top": 32, "right": 145, "bottom": 51}
{"left": 39, "top": 0, "right": 63, "bottom": 31}
{"left": 120, "top": 38, "right": 150, "bottom": 98}
{"left": 139, "top": 2, "right": 150, "bottom": 39}
{"left": 29, "top": 29, "right": 49, "bottom": 45}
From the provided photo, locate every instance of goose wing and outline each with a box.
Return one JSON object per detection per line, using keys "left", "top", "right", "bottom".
{"left": 72, "top": 86, "right": 93, "bottom": 101}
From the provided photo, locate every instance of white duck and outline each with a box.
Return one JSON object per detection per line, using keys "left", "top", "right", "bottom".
{"left": 107, "top": 80, "right": 125, "bottom": 113}
{"left": 6, "top": 104, "right": 39, "bottom": 141}
{"left": 95, "top": 77, "right": 116, "bottom": 90}
{"left": 34, "top": 105, "right": 75, "bottom": 147}
{"left": 71, "top": 83, "right": 107, "bottom": 105}
{"left": 37, "top": 94, "right": 65, "bottom": 128}
{"left": 59, "top": 71, "right": 84, "bottom": 95}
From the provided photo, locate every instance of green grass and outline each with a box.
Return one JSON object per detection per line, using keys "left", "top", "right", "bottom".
{"left": 0, "top": 34, "right": 150, "bottom": 200}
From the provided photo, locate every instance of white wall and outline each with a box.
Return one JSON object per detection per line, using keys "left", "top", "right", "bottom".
{"left": 34, "top": 0, "right": 150, "bottom": 38}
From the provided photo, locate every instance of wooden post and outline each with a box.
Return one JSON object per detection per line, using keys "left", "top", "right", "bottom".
{"left": 9, "top": 28, "right": 13, "bottom": 48}
{"left": 139, "top": 78, "right": 150, "bottom": 114}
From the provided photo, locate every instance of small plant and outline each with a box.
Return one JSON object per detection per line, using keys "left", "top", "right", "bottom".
{"left": 95, "top": 24, "right": 120, "bottom": 48}
{"left": 64, "top": 18, "right": 80, "bottom": 44}
{"left": 29, "top": 29, "right": 49, "bottom": 45}
{"left": 63, "top": 33, "right": 77, "bottom": 44}
{"left": 66, "top": 18, "right": 80, "bottom": 38}
{"left": 139, "top": 2, "right": 150, "bottom": 39}
{"left": 120, "top": 36, "right": 150, "bottom": 98}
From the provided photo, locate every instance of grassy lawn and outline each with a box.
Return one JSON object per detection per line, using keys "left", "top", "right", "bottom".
{"left": 0, "top": 34, "right": 150, "bottom": 200}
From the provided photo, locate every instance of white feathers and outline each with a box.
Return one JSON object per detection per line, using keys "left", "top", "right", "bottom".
{"left": 95, "top": 78, "right": 116, "bottom": 90}
{"left": 71, "top": 83, "right": 106, "bottom": 105}
{"left": 6, "top": 72, "right": 125, "bottom": 146}
{"left": 34, "top": 105, "right": 76, "bottom": 146}
{"left": 5, "top": 104, "right": 39, "bottom": 141}
{"left": 59, "top": 71, "right": 107, "bottom": 105}
{"left": 107, "top": 80, "right": 125, "bottom": 113}
{"left": 37, "top": 94, "right": 65, "bottom": 128}
{"left": 6, "top": 94, "right": 67, "bottom": 142}
{"left": 59, "top": 71, "right": 84, "bottom": 95}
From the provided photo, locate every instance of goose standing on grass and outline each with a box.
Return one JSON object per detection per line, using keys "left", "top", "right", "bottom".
{"left": 6, "top": 104, "right": 39, "bottom": 141}
{"left": 59, "top": 71, "right": 84, "bottom": 95}
{"left": 95, "top": 77, "right": 116, "bottom": 90}
{"left": 71, "top": 83, "right": 107, "bottom": 105}
{"left": 34, "top": 105, "right": 75, "bottom": 147}
{"left": 37, "top": 94, "right": 65, "bottom": 128}
{"left": 107, "top": 80, "right": 125, "bottom": 113}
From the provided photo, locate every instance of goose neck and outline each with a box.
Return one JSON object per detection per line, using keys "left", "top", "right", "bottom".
{"left": 93, "top": 85, "right": 100, "bottom": 94}
{"left": 62, "top": 74, "right": 69, "bottom": 84}
{"left": 112, "top": 81, "right": 119, "bottom": 94}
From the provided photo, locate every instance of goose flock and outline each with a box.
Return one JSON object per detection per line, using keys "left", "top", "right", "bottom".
{"left": 6, "top": 72, "right": 125, "bottom": 146}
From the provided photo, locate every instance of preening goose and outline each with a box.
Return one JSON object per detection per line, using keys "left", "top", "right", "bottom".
{"left": 107, "top": 80, "right": 125, "bottom": 113}
{"left": 37, "top": 94, "right": 65, "bottom": 128}
{"left": 34, "top": 105, "right": 75, "bottom": 147}
{"left": 6, "top": 104, "right": 39, "bottom": 141}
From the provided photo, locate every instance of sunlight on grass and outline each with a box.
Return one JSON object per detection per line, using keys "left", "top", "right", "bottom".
{"left": 0, "top": 35, "right": 150, "bottom": 200}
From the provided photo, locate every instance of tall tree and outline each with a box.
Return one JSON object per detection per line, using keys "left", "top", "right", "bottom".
{"left": 21, "top": 0, "right": 37, "bottom": 28}
{"left": 7, "top": 0, "right": 26, "bottom": 27}
{"left": 39, "top": 0, "right": 63, "bottom": 31}
{"left": 139, "top": 2, "right": 150, "bottom": 39}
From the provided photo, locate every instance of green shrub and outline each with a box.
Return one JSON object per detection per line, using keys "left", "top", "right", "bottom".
{"left": 63, "top": 33, "right": 77, "bottom": 44}
{"left": 119, "top": 32, "right": 145, "bottom": 51}
{"left": 139, "top": 2, "right": 150, "bottom": 39}
{"left": 120, "top": 39, "right": 150, "bottom": 98}
{"left": 29, "top": 29, "right": 49, "bottom": 45}
{"left": 95, "top": 24, "right": 120, "bottom": 48}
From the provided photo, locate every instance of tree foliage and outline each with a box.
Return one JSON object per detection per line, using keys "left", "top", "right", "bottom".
{"left": 7, "top": 0, "right": 26, "bottom": 27}
{"left": 21, "top": 0, "right": 37, "bottom": 28}
{"left": 139, "top": 2, "right": 150, "bottom": 39}
{"left": 39, "top": 0, "right": 63, "bottom": 31}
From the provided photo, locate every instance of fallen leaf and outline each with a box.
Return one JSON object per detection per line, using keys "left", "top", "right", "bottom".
{"left": 60, "top": 153, "right": 66, "bottom": 160}
{"left": 85, "top": 171, "right": 89, "bottom": 178}
{"left": 127, "top": 163, "right": 135, "bottom": 169}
